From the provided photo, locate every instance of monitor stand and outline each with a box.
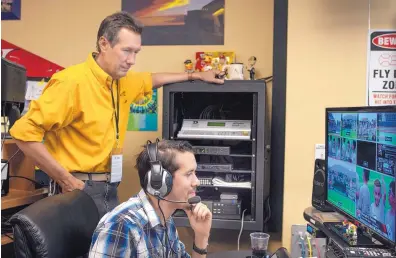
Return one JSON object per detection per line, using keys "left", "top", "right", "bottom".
{"left": 324, "top": 222, "right": 385, "bottom": 248}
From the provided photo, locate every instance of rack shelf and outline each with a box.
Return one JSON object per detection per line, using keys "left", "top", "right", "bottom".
{"left": 163, "top": 81, "right": 270, "bottom": 231}
{"left": 196, "top": 169, "right": 253, "bottom": 174}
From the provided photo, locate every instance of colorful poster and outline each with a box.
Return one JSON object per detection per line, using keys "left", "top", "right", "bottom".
{"left": 367, "top": 30, "right": 396, "bottom": 106}
{"left": 122, "top": 0, "right": 225, "bottom": 45}
{"left": 127, "top": 89, "right": 158, "bottom": 131}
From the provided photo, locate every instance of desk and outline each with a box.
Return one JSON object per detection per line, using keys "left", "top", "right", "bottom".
{"left": 1, "top": 139, "right": 48, "bottom": 247}
{"left": 207, "top": 250, "right": 254, "bottom": 258}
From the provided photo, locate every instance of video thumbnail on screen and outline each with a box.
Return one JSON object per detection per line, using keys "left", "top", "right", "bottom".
{"left": 357, "top": 141, "right": 377, "bottom": 170}
{"left": 377, "top": 144, "right": 396, "bottom": 177}
{"left": 355, "top": 167, "right": 395, "bottom": 241}
{"left": 328, "top": 113, "right": 342, "bottom": 135}
{"left": 358, "top": 113, "right": 377, "bottom": 141}
{"left": 328, "top": 158, "right": 357, "bottom": 216}
{"left": 378, "top": 113, "right": 396, "bottom": 146}
{"left": 341, "top": 113, "right": 357, "bottom": 139}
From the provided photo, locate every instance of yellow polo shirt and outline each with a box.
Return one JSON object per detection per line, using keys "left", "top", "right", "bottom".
{"left": 10, "top": 53, "right": 153, "bottom": 173}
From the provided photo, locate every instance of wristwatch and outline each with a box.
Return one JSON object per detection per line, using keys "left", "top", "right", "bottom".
{"left": 193, "top": 242, "right": 208, "bottom": 255}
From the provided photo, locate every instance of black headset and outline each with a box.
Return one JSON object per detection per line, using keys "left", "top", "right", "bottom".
{"left": 144, "top": 139, "right": 173, "bottom": 198}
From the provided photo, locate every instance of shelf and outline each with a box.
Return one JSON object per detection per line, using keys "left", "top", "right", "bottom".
{"left": 197, "top": 169, "right": 253, "bottom": 174}
{"left": 174, "top": 137, "right": 254, "bottom": 142}
{"left": 229, "top": 154, "right": 253, "bottom": 157}
{"left": 1, "top": 188, "right": 48, "bottom": 210}
{"left": 1, "top": 233, "right": 13, "bottom": 245}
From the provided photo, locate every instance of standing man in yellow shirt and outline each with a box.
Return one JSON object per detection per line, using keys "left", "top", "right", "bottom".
{"left": 9, "top": 11, "right": 224, "bottom": 218}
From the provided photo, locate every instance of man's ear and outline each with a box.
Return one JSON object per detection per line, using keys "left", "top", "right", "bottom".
{"left": 98, "top": 36, "right": 109, "bottom": 53}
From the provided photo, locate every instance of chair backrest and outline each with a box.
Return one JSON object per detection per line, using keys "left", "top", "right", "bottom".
{"left": 9, "top": 190, "right": 99, "bottom": 258}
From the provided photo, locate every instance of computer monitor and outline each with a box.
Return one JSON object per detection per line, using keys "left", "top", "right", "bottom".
{"left": 1, "top": 57, "right": 27, "bottom": 132}
{"left": 1, "top": 57, "right": 27, "bottom": 103}
{"left": 326, "top": 106, "right": 396, "bottom": 246}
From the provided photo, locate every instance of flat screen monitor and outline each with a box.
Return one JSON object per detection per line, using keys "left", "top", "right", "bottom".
{"left": 326, "top": 106, "right": 396, "bottom": 246}
{"left": 1, "top": 57, "right": 27, "bottom": 103}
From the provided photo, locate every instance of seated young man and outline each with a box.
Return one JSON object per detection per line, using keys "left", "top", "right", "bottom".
{"left": 88, "top": 140, "right": 212, "bottom": 258}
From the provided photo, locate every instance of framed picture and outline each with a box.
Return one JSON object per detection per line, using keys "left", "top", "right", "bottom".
{"left": 1, "top": 0, "right": 21, "bottom": 20}
{"left": 122, "top": 0, "right": 225, "bottom": 45}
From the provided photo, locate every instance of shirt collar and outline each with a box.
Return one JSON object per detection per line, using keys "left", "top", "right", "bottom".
{"left": 138, "top": 189, "right": 162, "bottom": 228}
{"left": 86, "top": 52, "right": 113, "bottom": 87}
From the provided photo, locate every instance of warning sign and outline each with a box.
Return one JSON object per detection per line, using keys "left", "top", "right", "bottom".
{"left": 367, "top": 30, "right": 396, "bottom": 106}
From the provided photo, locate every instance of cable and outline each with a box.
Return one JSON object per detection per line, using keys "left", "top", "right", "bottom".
{"left": 305, "top": 232, "right": 312, "bottom": 257}
{"left": 9, "top": 176, "right": 41, "bottom": 188}
{"left": 314, "top": 238, "right": 321, "bottom": 258}
{"left": 157, "top": 199, "right": 177, "bottom": 258}
{"left": 1, "top": 149, "right": 21, "bottom": 172}
{"left": 263, "top": 197, "right": 271, "bottom": 224}
{"left": 299, "top": 232, "right": 305, "bottom": 258}
{"left": 3, "top": 233, "right": 13, "bottom": 241}
{"left": 237, "top": 209, "right": 247, "bottom": 251}
{"left": 269, "top": 247, "right": 290, "bottom": 258}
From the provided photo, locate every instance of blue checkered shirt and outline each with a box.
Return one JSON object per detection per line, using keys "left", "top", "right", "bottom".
{"left": 88, "top": 189, "right": 191, "bottom": 258}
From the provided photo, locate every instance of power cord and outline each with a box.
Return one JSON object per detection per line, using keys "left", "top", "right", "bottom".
{"left": 8, "top": 176, "right": 42, "bottom": 188}
{"left": 237, "top": 209, "right": 247, "bottom": 251}
{"left": 1, "top": 149, "right": 21, "bottom": 172}
{"left": 263, "top": 197, "right": 271, "bottom": 224}
{"left": 269, "top": 247, "right": 290, "bottom": 258}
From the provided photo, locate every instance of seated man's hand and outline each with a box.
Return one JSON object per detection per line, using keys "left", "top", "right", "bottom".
{"left": 186, "top": 202, "right": 212, "bottom": 239}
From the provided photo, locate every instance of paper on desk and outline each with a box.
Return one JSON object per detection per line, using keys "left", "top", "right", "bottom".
{"left": 25, "top": 80, "right": 46, "bottom": 100}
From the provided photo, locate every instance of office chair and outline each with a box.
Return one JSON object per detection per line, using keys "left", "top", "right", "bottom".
{"left": 9, "top": 189, "right": 99, "bottom": 258}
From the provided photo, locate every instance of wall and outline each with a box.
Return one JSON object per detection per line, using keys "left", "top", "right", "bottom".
{"left": 2, "top": 0, "right": 275, "bottom": 252}
{"left": 284, "top": 0, "right": 396, "bottom": 247}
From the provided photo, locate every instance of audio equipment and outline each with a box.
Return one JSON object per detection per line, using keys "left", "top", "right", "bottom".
{"left": 174, "top": 199, "right": 241, "bottom": 219}
{"left": 198, "top": 177, "right": 213, "bottom": 186}
{"left": 144, "top": 139, "right": 173, "bottom": 198}
{"left": 177, "top": 119, "right": 251, "bottom": 140}
{"left": 192, "top": 146, "right": 230, "bottom": 156}
{"left": 312, "top": 159, "right": 333, "bottom": 212}
{"left": 197, "top": 163, "right": 232, "bottom": 172}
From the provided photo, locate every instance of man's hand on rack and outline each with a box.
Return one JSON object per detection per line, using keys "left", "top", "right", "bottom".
{"left": 196, "top": 70, "right": 225, "bottom": 84}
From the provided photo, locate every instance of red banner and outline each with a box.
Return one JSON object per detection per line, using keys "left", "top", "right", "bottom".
{"left": 1, "top": 40, "right": 64, "bottom": 78}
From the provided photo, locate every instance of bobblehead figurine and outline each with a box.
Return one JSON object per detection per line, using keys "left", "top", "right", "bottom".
{"left": 184, "top": 59, "right": 194, "bottom": 73}
{"left": 247, "top": 56, "right": 257, "bottom": 80}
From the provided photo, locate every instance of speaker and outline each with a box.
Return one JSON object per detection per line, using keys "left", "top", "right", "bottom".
{"left": 312, "top": 159, "right": 333, "bottom": 212}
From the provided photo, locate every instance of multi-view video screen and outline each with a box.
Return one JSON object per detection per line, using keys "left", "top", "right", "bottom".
{"left": 327, "top": 110, "right": 396, "bottom": 243}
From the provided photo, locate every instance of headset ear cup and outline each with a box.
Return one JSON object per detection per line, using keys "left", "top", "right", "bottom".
{"left": 163, "top": 170, "right": 173, "bottom": 197}
{"left": 144, "top": 170, "right": 152, "bottom": 195}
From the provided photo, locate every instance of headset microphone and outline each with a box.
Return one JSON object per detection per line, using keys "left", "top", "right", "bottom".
{"left": 156, "top": 195, "right": 201, "bottom": 205}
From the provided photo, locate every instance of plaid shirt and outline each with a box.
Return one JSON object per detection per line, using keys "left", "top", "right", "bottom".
{"left": 89, "top": 189, "right": 191, "bottom": 258}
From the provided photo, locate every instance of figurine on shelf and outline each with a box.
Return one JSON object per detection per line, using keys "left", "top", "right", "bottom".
{"left": 217, "top": 54, "right": 227, "bottom": 72}
{"left": 247, "top": 56, "right": 257, "bottom": 80}
{"left": 184, "top": 59, "right": 194, "bottom": 73}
